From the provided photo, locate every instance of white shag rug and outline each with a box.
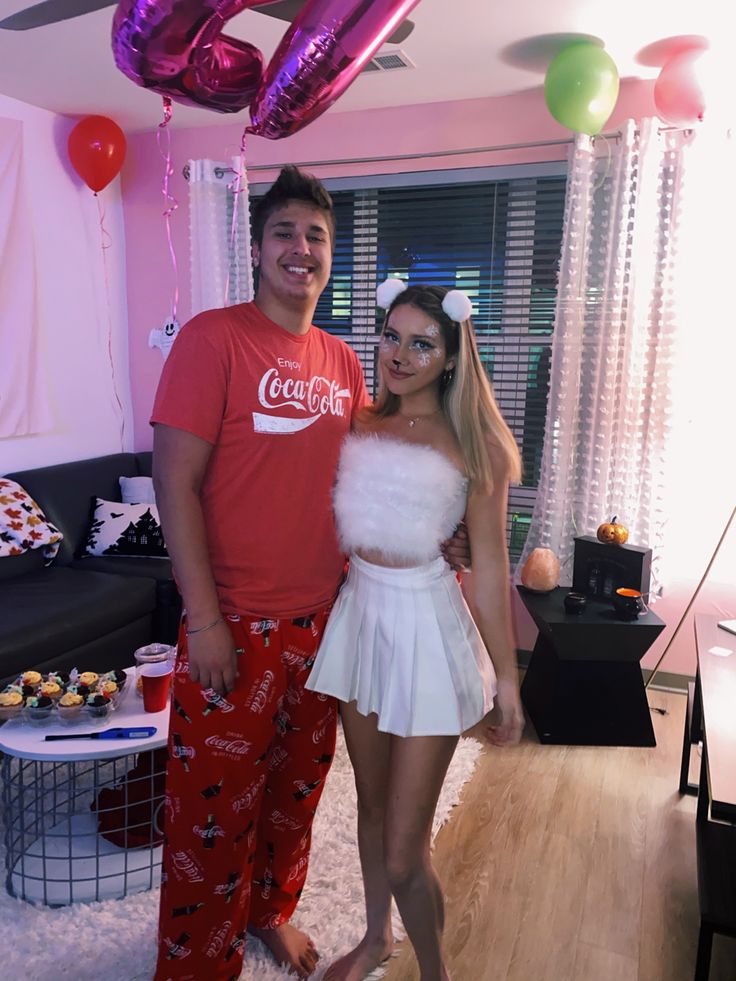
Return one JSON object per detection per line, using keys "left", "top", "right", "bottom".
{"left": 0, "top": 725, "right": 483, "bottom": 981}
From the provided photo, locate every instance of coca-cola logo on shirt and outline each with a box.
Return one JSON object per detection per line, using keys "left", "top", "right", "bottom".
{"left": 253, "top": 363, "right": 351, "bottom": 434}
{"left": 204, "top": 735, "right": 251, "bottom": 756}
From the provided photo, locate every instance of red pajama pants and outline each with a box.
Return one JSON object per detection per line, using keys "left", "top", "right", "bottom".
{"left": 154, "top": 605, "right": 337, "bottom": 981}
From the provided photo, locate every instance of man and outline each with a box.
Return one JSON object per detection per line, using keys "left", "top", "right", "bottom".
{"left": 151, "top": 166, "right": 368, "bottom": 981}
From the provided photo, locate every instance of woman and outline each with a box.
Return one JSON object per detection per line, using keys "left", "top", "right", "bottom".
{"left": 305, "top": 280, "right": 524, "bottom": 981}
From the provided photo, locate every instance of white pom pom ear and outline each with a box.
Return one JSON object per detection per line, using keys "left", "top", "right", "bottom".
{"left": 442, "top": 290, "right": 473, "bottom": 322}
{"left": 376, "top": 278, "right": 408, "bottom": 310}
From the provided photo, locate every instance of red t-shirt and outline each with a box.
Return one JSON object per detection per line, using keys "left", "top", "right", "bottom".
{"left": 151, "top": 302, "right": 369, "bottom": 618}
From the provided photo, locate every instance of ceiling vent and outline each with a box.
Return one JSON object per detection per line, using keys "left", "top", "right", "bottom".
{"left": 362, "top": 49, "right": 415, "bottom": 74}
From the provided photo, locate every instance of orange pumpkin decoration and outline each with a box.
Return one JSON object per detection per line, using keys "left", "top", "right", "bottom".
{"left": 596, "top": 516, "right": 629, "bottom": 545}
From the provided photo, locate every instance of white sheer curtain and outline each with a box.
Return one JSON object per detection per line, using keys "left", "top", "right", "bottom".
{"left": 519, "top": 118, "right": 735, "bottom": 595}
{"left": 188, "top": 157, "right": 253, "bottom": 317}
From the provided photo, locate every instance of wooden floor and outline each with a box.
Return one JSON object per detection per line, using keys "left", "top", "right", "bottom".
{"left": 382, "top": 689, "right": 736, "bottom": 981}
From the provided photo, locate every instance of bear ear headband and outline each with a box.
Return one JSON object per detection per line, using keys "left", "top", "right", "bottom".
{"left": 375, "top": 278, "right": 473, "bottom": 323}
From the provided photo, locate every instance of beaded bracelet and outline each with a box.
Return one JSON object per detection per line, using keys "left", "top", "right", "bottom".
{"left": 186, "top": 615, "right": 224, "bottom": 637}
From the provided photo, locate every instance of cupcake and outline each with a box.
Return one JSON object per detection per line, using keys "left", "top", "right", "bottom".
{"left": 85, "top": 692, "right": 112, "bottom": 721}
{"left": 0, "top": 686, "right": 24, "bottom": 721}
{"left": 65, "top": 683, "right": 90, "bottom": 701}
{"left": 40, "top": 680, "right": 63, "bottom": 702}
{"left": 57, "top": 690, "right": 85, "bottom": 722}
{"left": 97, "top": 679, "right": 119, "bottom": 702}
{"left": 21, "top": 670, "right": 42, "bottom": 689}
{"left": 24, "top": 694, "right": 54, "bottom": 725}
{"left": 79, "top": 671, "right": 99, "bottom": 689}
{"left": 102, "top": 669, "right": 128, "bottom": 692}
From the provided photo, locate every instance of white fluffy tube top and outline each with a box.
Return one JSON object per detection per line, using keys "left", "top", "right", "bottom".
{"left": 333, "top": 434, "right": 468, "bottom": 564}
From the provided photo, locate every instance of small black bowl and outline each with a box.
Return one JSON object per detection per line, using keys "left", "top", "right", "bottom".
{"left": 612, "top": 587, "right": 647, "bottom": 621}
{"left": 564, "top": 591, "right": 588, "bottom": 614}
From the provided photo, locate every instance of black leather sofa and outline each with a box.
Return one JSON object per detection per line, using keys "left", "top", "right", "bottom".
{"left": 0, "top": 452, "right": 181, "bottom": 688}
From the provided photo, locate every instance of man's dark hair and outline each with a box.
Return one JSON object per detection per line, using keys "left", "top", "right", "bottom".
{"left": 252, "top": 165, "right": 335, "bottom": 247}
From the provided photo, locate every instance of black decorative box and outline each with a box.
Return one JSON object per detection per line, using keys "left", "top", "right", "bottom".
{"left": 572, "top": 536, "right": 652, "bottom": 601}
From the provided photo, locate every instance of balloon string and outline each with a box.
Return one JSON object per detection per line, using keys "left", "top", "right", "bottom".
{"left": 95, "top": 192, "right": 113, "bottom": 251}
{"left": 156, "top": 96, "right": 179, "bottom": 321}
{"left": 224, "top": 128, "right": 248, "bottom": 307}
{"left": 95, "top": 193, "right": 126, "bottom": 450}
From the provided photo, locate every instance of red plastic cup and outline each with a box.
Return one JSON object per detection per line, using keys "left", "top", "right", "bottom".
{"left": 140, "top": 661, "right": 173, "bottom": 713}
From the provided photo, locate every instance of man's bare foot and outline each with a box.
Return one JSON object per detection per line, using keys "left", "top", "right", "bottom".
{"left": 249, "top": 922, "right": 319, "bottom": 978}
{"left": 323, "top": 934, "right": 394, "bottom": 981}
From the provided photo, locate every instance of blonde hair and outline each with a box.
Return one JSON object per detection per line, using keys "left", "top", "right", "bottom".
{"left": 371, "top": 285, "right": 522, "bottom": 491}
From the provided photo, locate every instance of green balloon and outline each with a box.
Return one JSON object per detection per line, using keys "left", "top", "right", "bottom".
{"left": 544, "top": 43, "right": 620, "bottom": 135}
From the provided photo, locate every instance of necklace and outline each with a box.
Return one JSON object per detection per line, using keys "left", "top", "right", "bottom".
{"left": 399, "top": 407, "right": 442, "bottom": 428}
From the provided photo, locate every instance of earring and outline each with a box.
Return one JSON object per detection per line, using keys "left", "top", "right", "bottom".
{"left": 442, "top": 367, "right": 455, "bottom": 385}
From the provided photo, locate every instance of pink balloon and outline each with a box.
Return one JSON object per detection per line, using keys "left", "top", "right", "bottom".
{"left": 654, "top": 49, "right": 708, "bottom": 126}
{"left": 111, "top": 0, "right": 272, "bottom": 113}
{"left": 248, "top": 0, "right": 421, "bottom": 140}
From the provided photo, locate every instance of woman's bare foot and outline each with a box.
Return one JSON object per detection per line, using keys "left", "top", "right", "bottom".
{"left": 249, "top": 922, "right": 319, "bottom": 978}
{"left": 323, "top": 934, "right": 394, "bottom": 981}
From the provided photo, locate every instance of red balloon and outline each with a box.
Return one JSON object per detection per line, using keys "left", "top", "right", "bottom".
{"left": 248, "top": 0, "right": 421, "bottom": 140}
{"left": 68, "top": 115, "right": 127, "bottom": 193}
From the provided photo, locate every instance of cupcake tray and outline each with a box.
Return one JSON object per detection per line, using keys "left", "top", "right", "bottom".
{"left": 17, "top": 697, "right": 121, "bottom": 728}
{"left": 1, "top": 673, "right": 127, "bottom": 728}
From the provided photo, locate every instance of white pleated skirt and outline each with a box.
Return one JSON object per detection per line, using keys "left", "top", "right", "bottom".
{"left": 305, "top": 554, "right": 497, "bottom": 737}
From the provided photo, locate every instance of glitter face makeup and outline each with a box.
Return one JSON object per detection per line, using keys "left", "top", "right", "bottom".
{"left": 378, "top": 303, "right": 454, "bottom": 399}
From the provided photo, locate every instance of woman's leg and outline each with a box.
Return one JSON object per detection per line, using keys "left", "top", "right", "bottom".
{"left": 383, "top": 734, "right": 459, "bottom": 981}
{"left": 324, "top": 700, "right": 394, "bottom": 981}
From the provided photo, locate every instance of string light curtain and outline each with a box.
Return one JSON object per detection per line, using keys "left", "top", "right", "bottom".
{"left": 519, "top": 117, "right": 735, "bottom": 595}
{"left": 188, "top": 158, "right": 253, "bottom": 316}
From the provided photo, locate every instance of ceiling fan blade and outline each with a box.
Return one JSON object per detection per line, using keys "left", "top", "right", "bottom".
{"left": 0, "top": 0, "right": 115, "bottom": 31}
{"left": 257, "top": 0, "right": 415, "bottom": 45}
{"left": 385, "top": 17, "right": 414, "bottom": 44}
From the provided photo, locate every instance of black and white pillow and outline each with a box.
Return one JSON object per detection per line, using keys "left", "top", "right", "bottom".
{"left": 81, "top": 498, "right": 168, "bottom": 558}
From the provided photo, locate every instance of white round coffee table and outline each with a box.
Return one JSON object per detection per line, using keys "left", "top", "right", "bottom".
{"left": 0, "top": 668, "right": 169, "bottom": 906}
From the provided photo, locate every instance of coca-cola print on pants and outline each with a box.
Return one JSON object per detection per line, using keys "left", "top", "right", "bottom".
{"left": 154, "top": 606, "right": 336, "bottom": 981}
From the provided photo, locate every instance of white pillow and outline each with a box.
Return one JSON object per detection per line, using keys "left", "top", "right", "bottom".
{"left": 119, "top": 475, "right": 156, "bottom": 505}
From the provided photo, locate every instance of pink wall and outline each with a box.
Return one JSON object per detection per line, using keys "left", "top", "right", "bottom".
{"left": 122, "top": 78, "right": 736, "bottom": 679}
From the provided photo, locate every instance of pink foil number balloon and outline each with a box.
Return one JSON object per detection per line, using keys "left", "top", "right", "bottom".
{"left": 248, "top": 0, "right": 421, "bottom": 139}
{"left": 111, "top": 0, "right": 269, "bottom": 114}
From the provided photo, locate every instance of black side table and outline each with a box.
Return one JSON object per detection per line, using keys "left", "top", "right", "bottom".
{"left": 517, "top": 586, "right": 665, "bottom": 747}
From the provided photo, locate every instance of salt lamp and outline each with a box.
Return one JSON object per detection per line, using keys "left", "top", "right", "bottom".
{"left": 520, "top": 548, "right": 561, "bottom": 592}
